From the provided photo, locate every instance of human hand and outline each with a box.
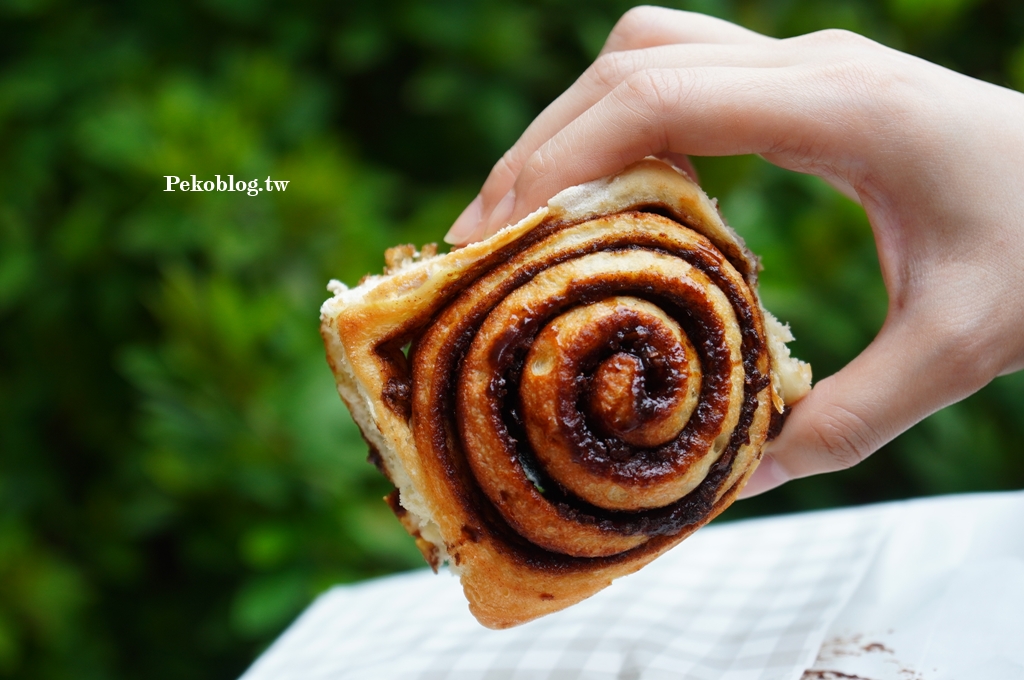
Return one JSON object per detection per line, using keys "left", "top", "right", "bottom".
{"left": 442, "top": 7, "right": 1024, "bottom": 496}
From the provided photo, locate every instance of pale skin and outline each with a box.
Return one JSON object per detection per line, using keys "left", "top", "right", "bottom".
{"left": 443, "top": 6, "right": 1024, "bottom": 497}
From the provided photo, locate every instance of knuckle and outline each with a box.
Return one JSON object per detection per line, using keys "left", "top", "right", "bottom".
{"left": 813, "top": 61, "right": 888, "bottom": 119}
{"left": 921, "top": 302, "right": 1005, "bottom": 392}
{"left": 800, "top": 28, "right": 875, "bottom": 49}
{"left": 608, "top": 6, "right": 660, "bottom": 47}
{"left": 824, "top": 58, "right": 894, "bottom": 98}
{"left": 791, "top": 30, "right": 909, "bottom": 110}
{"left": 808, "top": 399, "right": 878, "bottom": 470}
{"left": 519, "top": 145, "right": 559, "bottom": 188}
{"left": 799, "top": 56, "right": 921, "bottom": 149}
{"left": 789, "top": 28, "right": 899, "bottom": 98}
{"left": 589, "top": 51, "right": 638, "bottom": 92}
{"left": 619, "top": 69, "right": 685, "bottom": 119}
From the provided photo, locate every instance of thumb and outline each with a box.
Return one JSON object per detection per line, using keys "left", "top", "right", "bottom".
{"left": 739, "top": 316, "right": 984, "bottom": 498}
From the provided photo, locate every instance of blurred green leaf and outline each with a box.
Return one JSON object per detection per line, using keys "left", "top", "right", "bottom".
{"left": 240, "top": 524, "right": 295, "bottom": 570}
{"left": 888, "top": 0, "right": 979, "bottom": 28}
{"left": 1010, "top": 41, "right": 1024, "bottom": 91}
{"left": 230, "top": 571, "right": 307, "bottom": 638}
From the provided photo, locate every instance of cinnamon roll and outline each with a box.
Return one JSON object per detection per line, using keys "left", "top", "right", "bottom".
{"left": 320, "top": 160, "right": 811, "bottom": 628}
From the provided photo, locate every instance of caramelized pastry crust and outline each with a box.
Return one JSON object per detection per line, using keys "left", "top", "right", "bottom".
{"left": 320, "top": 160, "right": 811, "bottom": 628}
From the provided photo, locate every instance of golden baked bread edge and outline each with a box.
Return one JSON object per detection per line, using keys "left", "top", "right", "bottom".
{"left": 319, "top": 159, "right": 811, "bottom": 628}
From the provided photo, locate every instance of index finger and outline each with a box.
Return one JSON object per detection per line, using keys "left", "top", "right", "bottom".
{"left": 479, "top": 63, "right": 873, "bottom": 240}
{"left": 445, "top": 9, "right": 772, "bottom": 245}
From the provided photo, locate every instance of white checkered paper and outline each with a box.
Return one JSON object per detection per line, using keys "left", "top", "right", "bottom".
{"left": 242, "top": 505, "right": 889, "bottom": 680}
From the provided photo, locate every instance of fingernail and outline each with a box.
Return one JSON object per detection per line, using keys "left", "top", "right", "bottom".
{"left": 444, "top": 195, "right": 482, "bottom": 245}
{"left": 484, "top": 189, "right": 516, "bottom": 237}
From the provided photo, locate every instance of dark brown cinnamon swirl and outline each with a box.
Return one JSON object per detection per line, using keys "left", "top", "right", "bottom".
{"left": 320, "top": 159, "right": 811, "bottom": 628}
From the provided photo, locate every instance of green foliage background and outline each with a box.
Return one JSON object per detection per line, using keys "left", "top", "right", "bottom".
{"left": 1, "top": 0, "right": 1022, "bottom": 677}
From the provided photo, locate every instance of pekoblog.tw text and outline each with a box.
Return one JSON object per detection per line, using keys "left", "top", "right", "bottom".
{"left": 164, "top": 175, "right": 289, "bottom": 196}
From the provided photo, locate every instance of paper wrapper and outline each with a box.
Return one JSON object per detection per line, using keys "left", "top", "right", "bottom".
{"left": 242, "top": 491, "right": 1024, "bottom": 680}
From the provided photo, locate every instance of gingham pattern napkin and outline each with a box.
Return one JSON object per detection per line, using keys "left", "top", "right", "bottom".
{"left": 243, "top": 504, "right": 889, "bottom": 680}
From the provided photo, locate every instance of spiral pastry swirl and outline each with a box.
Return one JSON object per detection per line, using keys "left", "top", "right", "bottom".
{"left": 321, "top": 160, "right": 810, "bottom": 628}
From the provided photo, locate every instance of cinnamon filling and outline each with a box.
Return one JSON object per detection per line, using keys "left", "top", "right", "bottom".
{"left": 399, "top": 210, "right": 771, "bottom": 565}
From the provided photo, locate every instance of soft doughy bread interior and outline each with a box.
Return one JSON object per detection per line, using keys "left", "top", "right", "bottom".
{"left": 320, "top": 159, "right": 811, "bottom": 628}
